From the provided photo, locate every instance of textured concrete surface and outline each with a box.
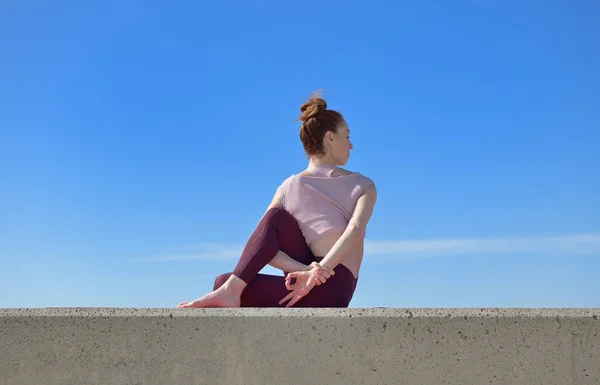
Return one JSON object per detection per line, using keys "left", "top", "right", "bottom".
{"left": 0, "top": 308, "right": 599, "bottom": 385}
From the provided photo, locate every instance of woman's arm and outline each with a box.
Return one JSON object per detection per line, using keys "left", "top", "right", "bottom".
{"left": 270, "top": 250, "right": 311, "bottom": 272}
{"left": 279, "top": 184, "right": 378, "bottom": 307}
{"left": 279, "top": 184, "right": 377, "bottom": 307}
{"left": 317, "top": 183, "right": 378, "bottom": 271}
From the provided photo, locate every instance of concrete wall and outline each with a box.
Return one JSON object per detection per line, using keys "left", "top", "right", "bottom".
{"left": 1, "top": 308, "right": 598, "bottom": 385}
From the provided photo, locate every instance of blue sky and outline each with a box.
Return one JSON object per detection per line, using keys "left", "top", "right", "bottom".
{"left": 1, "top": 1, "right": 598, "bottom": 308}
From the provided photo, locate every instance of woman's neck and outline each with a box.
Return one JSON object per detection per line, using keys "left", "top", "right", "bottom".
{"left": 308, "top": 154, "right": 337, "bottom": 168}
{"left": 307, "top": 156, "right": 338, "bottom": 177}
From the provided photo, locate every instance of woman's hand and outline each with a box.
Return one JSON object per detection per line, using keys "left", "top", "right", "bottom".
{"left": 279, "top": 263, "right": 334, "bottom": 307}
{"left": 308, "top": 262, "right": 335, "bottom": 285}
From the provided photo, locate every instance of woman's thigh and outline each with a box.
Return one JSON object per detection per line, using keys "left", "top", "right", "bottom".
{"left": 271, "top": 208, "right": 314, "bottom": 266}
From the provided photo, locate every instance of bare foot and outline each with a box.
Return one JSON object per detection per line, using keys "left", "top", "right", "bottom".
{"left": 177, "top": 287, "right": 241, "bottom": 308}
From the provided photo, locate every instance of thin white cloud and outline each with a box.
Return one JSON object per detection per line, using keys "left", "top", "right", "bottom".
{"left": 137, "top": 233, "right": 600, "bottom": 263}
{"left": 0, "top": 263, "right": 45, "bottom": 269}
{"left": 364, "top": 234, "right": 600, "bottom": 262}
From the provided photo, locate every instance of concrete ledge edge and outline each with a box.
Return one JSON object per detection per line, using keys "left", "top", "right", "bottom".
{"left": 1, "top": 307, "right": 599, "bottom": 319}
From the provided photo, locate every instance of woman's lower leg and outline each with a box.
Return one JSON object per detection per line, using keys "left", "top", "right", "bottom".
{"left": 231, "top": 207, "right": 312, "bottom": 282}
{"left": 178, "top": 208, "right": 308, "bottom": 308}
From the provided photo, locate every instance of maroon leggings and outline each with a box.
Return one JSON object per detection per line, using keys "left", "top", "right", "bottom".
{"left": 213, "top": 208, "right": 358, "bottom": 307}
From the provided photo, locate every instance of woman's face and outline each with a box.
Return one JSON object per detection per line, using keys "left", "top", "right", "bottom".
{"left": 327, "top": 121, "right": 353, "bottom": 165}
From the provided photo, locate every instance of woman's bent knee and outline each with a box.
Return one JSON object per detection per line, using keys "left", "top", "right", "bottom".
{"left": 264, "top": 207, "right": 297, "bottom": 223}
{"left": 263, "top": 207, "right": 285, "bottom": 221}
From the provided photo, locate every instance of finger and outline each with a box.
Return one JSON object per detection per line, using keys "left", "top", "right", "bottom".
{"left": 284, "top": 274, "right": 296, "bottom": 289}
{"left": 278, "top": 294, "right": 291, "bottom": 306}
{"left": 321, "top": 271, "right": 332, "bottom": 278}
{"left": 285, "top": 278, "right": 298, "bottom": 290}
{"left": 282, "top": 289, "right": 300, "bottom": 305}
{"left": 286, "top": 293, "right": 305, "bottom": 307}
{"left": 285, "top": 295, "right": 302, "bottom": 308}
{"left": 279, "top": 290, "right": 297, "bottom": 305}
{"left": 316, "top": 270, "right": 331, "bottom": 279}
{"left": 317, "top": 267, "right": 334, "bottom": 278}
{"left": 286, "top": 283, "right": 315, "bottom": 307}
{"left": 285, "top": 279, "right": 295, "bottom": 290}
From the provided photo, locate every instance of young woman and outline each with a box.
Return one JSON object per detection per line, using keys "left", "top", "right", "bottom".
{"left": 177, "top": 92, "right": 377, "bottom": 308}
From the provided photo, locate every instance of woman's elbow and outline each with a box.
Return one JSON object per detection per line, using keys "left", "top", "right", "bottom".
{"left": 346, "top": 221, "right": 367, "bottom": 239}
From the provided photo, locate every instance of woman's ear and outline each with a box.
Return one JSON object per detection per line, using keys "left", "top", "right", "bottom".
{"left": 325, "top": 130, "right": 334, "bottom": 143}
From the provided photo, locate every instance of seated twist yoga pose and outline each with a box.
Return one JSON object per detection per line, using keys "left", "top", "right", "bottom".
{"left": 177, "top": 92, "right": 377, "bottom": 308}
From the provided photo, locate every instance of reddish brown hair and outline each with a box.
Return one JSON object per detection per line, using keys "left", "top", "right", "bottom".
{"left": 297, "top": 91, "right": 345, "bottom": 157}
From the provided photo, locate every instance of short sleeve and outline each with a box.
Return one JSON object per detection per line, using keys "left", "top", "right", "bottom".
{"left": 274, "top": 175, "right": 294, "bottom": 206}
{"left": 358, "top": 173, "right": 375, "bottom": 192}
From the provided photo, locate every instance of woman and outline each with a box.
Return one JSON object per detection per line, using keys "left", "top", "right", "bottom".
{"left": 177, "top": 92, "right": 377, "bottom": 308}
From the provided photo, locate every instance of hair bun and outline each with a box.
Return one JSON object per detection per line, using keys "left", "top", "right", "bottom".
{"left": 299, "top": 91, "right": 327, "bottom": 122}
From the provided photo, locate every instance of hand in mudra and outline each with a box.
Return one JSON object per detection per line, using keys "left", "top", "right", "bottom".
{"left": 279, "top": 262, "right": 335, "bottom": 307}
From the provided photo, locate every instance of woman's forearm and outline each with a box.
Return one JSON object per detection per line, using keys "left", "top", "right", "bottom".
{"left": 268, "top": 250, "right": 311, "bottom": 272}
{"left": 319, "top": 186, "right": 376, "bottom": 271}
{"left": 318, "top": 226, "right": 363, "bottom": 271}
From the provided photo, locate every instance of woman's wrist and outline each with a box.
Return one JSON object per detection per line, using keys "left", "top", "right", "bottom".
{"left": 309, "top": 261, "right": 322, "bottom": 271}
{"left": 308, "top": 261, "right": 335, "bottom": 282}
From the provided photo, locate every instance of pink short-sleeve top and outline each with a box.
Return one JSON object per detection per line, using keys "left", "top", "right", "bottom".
{"left": 275, "top": 164, "right": 374, "bottom": 245}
